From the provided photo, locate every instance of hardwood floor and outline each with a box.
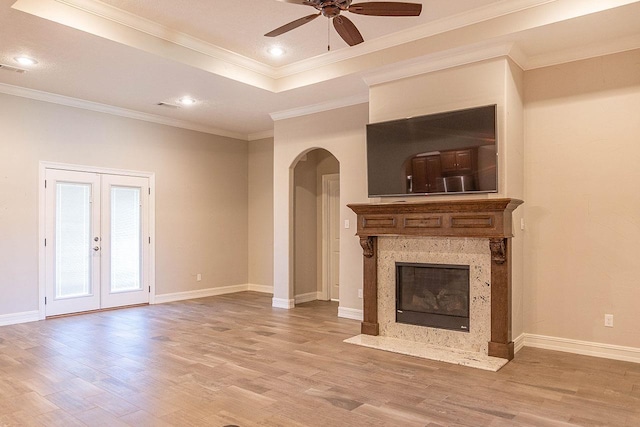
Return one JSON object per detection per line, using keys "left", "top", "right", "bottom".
{"left": 0, "top": 292, "right": 638, "bottom": 426}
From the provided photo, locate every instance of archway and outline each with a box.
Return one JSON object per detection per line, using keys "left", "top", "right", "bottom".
{"left": 291, "top": 148, "right": 340, "bottom": 306}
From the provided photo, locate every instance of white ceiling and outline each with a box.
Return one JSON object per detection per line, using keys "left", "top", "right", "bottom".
{"left": 94, "top": 0, "right": 502, "bottom": 66}
{"left": 1, "top": 0, "right": 639, "bottom": 140}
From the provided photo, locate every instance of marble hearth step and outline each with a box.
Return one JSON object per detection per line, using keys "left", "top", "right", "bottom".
{"left": 344, "top": 334, "right": 508, "bottom": 372}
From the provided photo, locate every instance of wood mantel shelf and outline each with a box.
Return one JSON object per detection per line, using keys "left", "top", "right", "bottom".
{"left": 347, "top": 198, "right": 523, "bottom": 360}
{"left": 348, "top": 198, "right": 523, "bottom": 239}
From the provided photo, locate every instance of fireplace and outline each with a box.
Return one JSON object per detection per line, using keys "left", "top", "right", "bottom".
{"left": 348, "top": 198, "right": 523, "bottom": 360}
{"left": 396, "top": 263, "right": 470, "bottom": 332}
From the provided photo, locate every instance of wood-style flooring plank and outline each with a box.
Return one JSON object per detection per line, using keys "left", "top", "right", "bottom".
{"left": 0, "top": 292, "right": 638, "bottom": 426}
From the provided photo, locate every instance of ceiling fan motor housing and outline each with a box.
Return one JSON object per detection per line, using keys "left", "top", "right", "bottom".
{"left": 311, "top": 0, "right": 353, "bottom": 14}
{"left": 322, "top": 5, "right": 341, "bottom": 17}
{"left": 335, "top": 0, "right": 353, "bottom": 9}
{"left": 308, "top": 0, "right": 352, "bottom": 7}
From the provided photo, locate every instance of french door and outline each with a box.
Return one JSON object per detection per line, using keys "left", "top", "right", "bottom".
{"left": 44, "top": 169, "right": 150, "bottom": 316}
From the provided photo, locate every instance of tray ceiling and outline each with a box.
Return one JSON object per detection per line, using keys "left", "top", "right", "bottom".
{"left": 1, "top": 0, "right": 639, "bottom": 138}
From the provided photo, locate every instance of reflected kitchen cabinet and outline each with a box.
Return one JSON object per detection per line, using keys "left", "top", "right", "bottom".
{"left": 409, "top": 155, "right": 442, "bottom": 193}
{"left": 440, "top": 148, "right": 477, "bottom": 175}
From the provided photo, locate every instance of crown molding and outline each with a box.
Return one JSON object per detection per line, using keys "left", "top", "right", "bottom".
{"left": 55, "top": 0, "right": 273, "bottom": 77}
{"left": 52, "top": 0, "right": 553, "bottom": 82}
{"left": 523, "top": 33, "right": 640, "bottom": 70}
{"left": 270, "top": 93, "right": 369, "bottom": 122}
{"left": 360, "top": 30, "right": 640, "bottom": 88}
{"left": 14, "top": 0, "right": 640, "bottom": 93}
{"left": 0, "top": 82, "right": 247, "bottom": 140}
{"left": 506, "top": 44, "right": 529, "bottom": 71}
{"left": 272, "top": 0, "right": 554, "bottom": 79}
{"left": 362, "top": 41, "right": 521, "bottom": 87}
{"left": 8, "top": 0, "right": 640, "bottom": 138}
{"left": 248, "top": 130, "right": 274, "bottom": 141}
{"left": 12, "top": 0, "right": 275, "bottom": 91}
{"left": 355, "top": 31, "right": 640, "bottom": 87}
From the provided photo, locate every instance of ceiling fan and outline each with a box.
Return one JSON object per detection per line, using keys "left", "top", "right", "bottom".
{"left": 265, "top": 0, "right": 423, "bottom": 47}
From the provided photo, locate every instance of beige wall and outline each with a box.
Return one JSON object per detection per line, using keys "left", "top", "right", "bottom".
{"left": 0, "top": 93, "right": 249, "bottom": 316}
{"left": 369, "top": 58, "right": 524, "bottom": 199}
{"left": 369, "top": 58, "right": 525, "bottom": 338}
{"left": 506, "top": 60, "right": 525, "bottom": 339}
{"left": 5, "top": 45, "right": 638, "bottom": 355}
{"left": 273, "top": 59, "right": 526, "bottom": 324}
{"left": 273, "top": 103, "right": 369, "bottom": 310}
{"left": 248, "top": 138, "right": 274, "bottom": 288}
{"left": 523, "top": 49, "right": 640, "bottom": 348}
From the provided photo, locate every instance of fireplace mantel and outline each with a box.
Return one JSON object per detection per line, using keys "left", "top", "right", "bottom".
{"left": 348, "top": 198, "right": 523, "bottom": 360}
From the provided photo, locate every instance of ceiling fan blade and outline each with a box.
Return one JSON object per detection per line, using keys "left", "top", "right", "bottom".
{"left": 333, "top": 16, "right": 364, "bottom": 46}
{"left": 276, "top": 0, "right": 315, "bottom": 5}
{"left": 265, "top": 13, "right": 320, "bottom": 37}
{"left": 348, "top": 2, "right": 422, "bottom": 16}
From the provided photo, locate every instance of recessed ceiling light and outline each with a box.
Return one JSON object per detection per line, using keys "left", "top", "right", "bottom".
{"left": 177, "top": 96, "right": 196, "bottom": 106}
{"left": 14, "top": 56, "right": 38, "bottom": 66}
{"left": 268, "top": 46, "right": 285, "bottom": 57}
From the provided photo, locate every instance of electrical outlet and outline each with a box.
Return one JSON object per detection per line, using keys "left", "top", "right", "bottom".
{"left": 358, "top": 289, "right": 363, "bottom": 299}
{"left": 344, "top": 219, "right": 350, "bottom": 229}
{"left": 604, "top": 314, "right": 613, "bottom": 327}
{"left": 196, "top": 273, "right": 202, "bottom": 282}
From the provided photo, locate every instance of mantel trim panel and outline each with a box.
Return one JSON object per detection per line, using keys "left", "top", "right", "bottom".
{"left": 349, "top": 198, "right": 522, "bottom": 239}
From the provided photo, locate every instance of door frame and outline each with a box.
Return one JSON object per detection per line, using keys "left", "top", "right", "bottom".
{"left": 38, "top": 161, "right": 156, "bottom": 320}
{"left": 321, "top": 173, "right": 339, "bottom": 301}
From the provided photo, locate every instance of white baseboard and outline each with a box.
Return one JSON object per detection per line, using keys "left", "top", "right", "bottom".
{"left": 156, "top": 283, "right": 274, "bottom": 304}
{"left": 0, "top": 310, "right": 40, "bottom": 327}
{"left": 272, "top": 297, "right": 295, "bottom": 309}
{"left": 338, "top": 306, "right": 363, "bottom": 321}
{"left": 2, "top": 285, "right": 275, "bottom": 326}
{"left": 521, "top": 333, "right": 640, "bottom": 364}
{"left": 514, "top": 333, "right": 526, "bottom": 354}
{"left": 294, "top": 291, "right": 323, "bottom": 304}
{"left": 154, "top": 284, "right": 248, "bottom": 304}
{"left": 247, "top": 283, "right": 273, "bottom": 294}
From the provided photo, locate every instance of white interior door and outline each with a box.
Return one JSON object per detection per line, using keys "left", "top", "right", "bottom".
{"left": 328, "top": 176, "right": 340, "bottom": 301}
{"left": 322, "top": 174, "right": 340, "bottom": 302}
{"left": 101, "top": 175, "right": 150, "bottom": 309}
{"left": 45, "top": 169, "right": 150, "bottom": 316}
{"left": 45, "top": 170, "right": 101, "bottom": 316}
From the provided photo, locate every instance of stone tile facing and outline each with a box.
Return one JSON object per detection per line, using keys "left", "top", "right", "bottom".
{"left": 378, "top": 236, "right": 491, "bottom": 355}
{"left": 344, "top": 334, "right": 508, "bottom": 371}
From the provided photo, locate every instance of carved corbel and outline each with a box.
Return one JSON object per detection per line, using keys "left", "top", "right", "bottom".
{"left": 359, "top": 236, "right": 374, "bottom": 258}
{"left": 489, "top": 238, "right": 507, "bottom": 264}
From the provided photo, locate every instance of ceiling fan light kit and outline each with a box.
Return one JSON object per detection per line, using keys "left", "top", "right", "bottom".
{"left": 266, "top": 0, "right": 422, "bottom": 47}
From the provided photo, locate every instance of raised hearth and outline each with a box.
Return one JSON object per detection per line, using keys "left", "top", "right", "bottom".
{"left": 348, "top": 198, "right": 523, "bottom": 360}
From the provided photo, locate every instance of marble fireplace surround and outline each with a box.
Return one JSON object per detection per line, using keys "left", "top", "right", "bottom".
{"left": 347, "top": 199, "right": 523, "bottom": 361}
{"left": 378, "top": 237, "right": 491, "bottom": 354}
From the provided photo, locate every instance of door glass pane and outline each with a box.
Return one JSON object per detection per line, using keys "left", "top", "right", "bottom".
{"left": 55, "top": 183, "right": 92, "bottom": 299}
{"left": 111, "top": 186, "right": 141, "bottom": 292}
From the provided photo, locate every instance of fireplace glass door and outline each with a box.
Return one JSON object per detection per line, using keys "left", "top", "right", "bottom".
{"left": 396, "top": 263, "right": 470, "bottom": 332}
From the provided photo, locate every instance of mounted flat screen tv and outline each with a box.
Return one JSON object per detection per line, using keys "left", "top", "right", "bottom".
{"left": 366, "top": 105, "right": 497, "bottom": 197}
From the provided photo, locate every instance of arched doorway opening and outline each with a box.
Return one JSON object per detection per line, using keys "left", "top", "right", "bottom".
{"left": 292, "top": 148, "right": 340, "bottom": 306}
